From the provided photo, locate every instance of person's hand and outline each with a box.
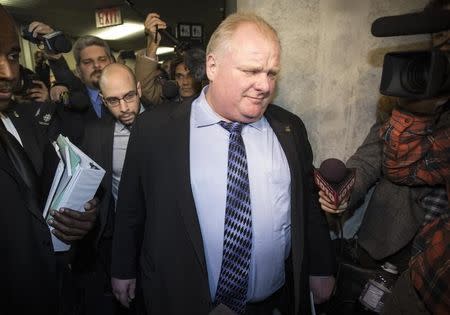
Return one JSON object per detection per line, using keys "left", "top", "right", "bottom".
{"left": 48, "top": 197, "right": 98, "bottom": 242}
{"left": 318, "top": 190, "right": 348, "bottom": 214}
{"left": 28, "top": 21, "right": 63, "bottom": 59}
{"left": 144, "top": 13, "right": 167, "bottom": 58}
{"left": 26, "top": 80, "right": 49, "bottom": 102}
{"left": 112, "top": 277, "right": 136, "bottom": 308}
{"left": 309, "top": 275, "right": 335, "bottom": 304}
{"left": 50, "top": 84, "right": 69, "bottom": 103}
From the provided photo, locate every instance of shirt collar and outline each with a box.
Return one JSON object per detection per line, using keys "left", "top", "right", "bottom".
{"left": 192, "top": 85, "right": 264, "bottom": 131}
{"left": 86, "top": 86, "right": 100, "bottom": 101}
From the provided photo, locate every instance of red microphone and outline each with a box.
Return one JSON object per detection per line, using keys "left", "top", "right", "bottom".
{"left": 314, "top": 158, "right": 355, "bottom": 208}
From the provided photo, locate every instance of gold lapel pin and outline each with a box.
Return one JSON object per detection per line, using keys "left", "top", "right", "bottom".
{"left": 285, "top": 125, "right": 291, "bottom": 132}
{"left": 14, "top": 111, "right": 19, "bottom": 118}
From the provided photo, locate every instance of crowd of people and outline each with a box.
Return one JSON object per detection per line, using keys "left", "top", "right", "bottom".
{"left": 0, "top": 1, "right": 448, "bottom": 315}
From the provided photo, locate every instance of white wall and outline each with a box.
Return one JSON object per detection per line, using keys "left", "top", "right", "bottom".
{"left": 238, "top": 0, "right": 429, "bottom": 165}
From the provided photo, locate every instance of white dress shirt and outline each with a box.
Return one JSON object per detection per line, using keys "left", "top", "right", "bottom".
{"left": 190, "top": 87, "right": 292, "bottom": 302}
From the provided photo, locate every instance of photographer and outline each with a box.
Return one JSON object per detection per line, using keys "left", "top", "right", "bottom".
{"left": 25, "top": 21, "right": 113, "bottom": 121}
{"left": 134, "top": 12, "right": 168, "bottom": 106}
{"left": 34, "top": 50, "right": 51, "bottom": 88}
{"left": 318, "top": 0, "right": 450, "bottom": 313}
{"left": 136, "top": 12, "right": 203, "bottom": 107}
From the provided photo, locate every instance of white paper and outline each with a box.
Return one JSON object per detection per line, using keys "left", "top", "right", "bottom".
{"left": 43, "top": 135, "right": 105, "bottom": 252}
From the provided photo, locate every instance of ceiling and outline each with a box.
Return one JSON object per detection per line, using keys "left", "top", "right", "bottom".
{"left": 2, "top": 0, "right": 231, "bottom": 53}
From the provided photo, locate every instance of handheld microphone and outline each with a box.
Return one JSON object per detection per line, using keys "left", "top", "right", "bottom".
{"left": 314, "top": 158, "right": 355, "bottom": 208}
{"left": 161, "top": 80, "right": 179, "bottom": 100}
{"left": 371, "top": 10, "right": 450, "bottom": 37}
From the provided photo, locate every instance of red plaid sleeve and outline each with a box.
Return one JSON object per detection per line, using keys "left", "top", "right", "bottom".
{"left": 409, "top": 217, "right": 450, "bottom": 315}
{"left": 380, "top": 109, "right": 450, "bottom": 186}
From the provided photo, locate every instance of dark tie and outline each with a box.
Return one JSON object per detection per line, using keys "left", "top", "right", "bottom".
{"left": 215, "top": 121, "right": 253, "bottom": 314}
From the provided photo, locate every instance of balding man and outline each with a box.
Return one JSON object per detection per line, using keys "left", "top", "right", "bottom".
{"left": 111, "top": 13, "right": 335, "bottom": 315}
{"left": 80, "top": 63, "right": 144, "bottom": 315}
{"left": 0, "top": 4, "right": 98, "bottom": 314}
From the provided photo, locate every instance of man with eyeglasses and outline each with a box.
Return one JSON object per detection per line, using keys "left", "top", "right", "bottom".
{"left": 79, "top": 63, "right": 144, "bottom": 315}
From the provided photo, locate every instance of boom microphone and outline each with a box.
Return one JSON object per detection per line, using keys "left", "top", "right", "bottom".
{"left": 314, "top": 158, "right": 355, "bottom": 208}
{"left": 371, "top": 10, "right": 450, "bottom": 37}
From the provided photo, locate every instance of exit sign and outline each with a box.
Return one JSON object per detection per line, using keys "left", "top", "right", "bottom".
{"left": 95, "top": 7, "right": 123, "bottom": 28}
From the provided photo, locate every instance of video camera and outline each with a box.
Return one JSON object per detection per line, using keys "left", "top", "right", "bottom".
{"left": 21, "top": 24, "right": 72, "bottom": 54}
{"left": 373, "top": 10, "right": 450, "bottom": 99}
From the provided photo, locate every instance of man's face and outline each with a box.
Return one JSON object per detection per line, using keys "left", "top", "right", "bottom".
{"left": 206, "top": 23, "right": 280, "bottom": 123}
{"left": 0, "top": 12, "right": 20, "bottom": 111}
{"left": 175, "top": 62, "right": 197, "bottom": 98}
{"left": 101, "top": 72, "right": 141, "bottom": 126}
{"left": 77, "top": 45, "right": 112, "bottom": 89}
{"left": 34, "top": 50, "right": 45, "bottom": 65}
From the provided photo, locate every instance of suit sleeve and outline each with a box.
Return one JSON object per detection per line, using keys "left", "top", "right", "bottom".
{"left": 346, "top": 121, "right": 384, "bottom": 210}
{"left": 111, "top": 118, "right": 147, "bottom": 279}
{"left": 293, "top": 116, "right": 336, "bottom": 275}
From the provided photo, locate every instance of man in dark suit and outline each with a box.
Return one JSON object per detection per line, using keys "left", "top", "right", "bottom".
{"left": 80, "top": 63, "right": 144, "bottom": 315}
{"left": 0, "top": 5, "right": 98, "bottom": 314}
{"left": 111, "top": 13, "right": 335, "bottom": 315}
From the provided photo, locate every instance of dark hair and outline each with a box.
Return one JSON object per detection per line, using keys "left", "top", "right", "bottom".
{"left": 425, "top": 0, "right": 450, "bottom": 10}
{"left": 170, "top": 54, "right": 185, "bottom": 80}
{"left": 73, "top": 35, "right": 113, "bottom": 66}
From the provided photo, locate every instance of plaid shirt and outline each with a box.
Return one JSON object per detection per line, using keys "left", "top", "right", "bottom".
{"left": 380, "top": 108, "right": 449, "bottom": 223}
{"left": 410, "top": 217, "right": 450, "bottom": 315}
{"left": 380, "top": 108, "right": 450, "bottom": 186}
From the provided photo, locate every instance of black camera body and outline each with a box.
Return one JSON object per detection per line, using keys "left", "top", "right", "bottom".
{"left": 16, "top": 66, "right": 40, "bottom": 95}
{"left": 21, "top": 25, "right": 72, "bottom": 54}
{"left": 380, "top": 50, "right": 449, "bottom": 99}
{"left": 373, "top": 10, "right": 450, "bottom": 99}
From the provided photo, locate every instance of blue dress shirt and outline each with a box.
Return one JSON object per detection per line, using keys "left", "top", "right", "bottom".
{"left": 190, "top": 87, "right": 292, "bottom": 302}
{"left": 86, "top": 86, "right": 102, "bottom": 118}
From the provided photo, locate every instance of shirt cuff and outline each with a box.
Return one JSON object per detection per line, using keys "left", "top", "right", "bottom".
{"left": 143, "top": 53, "right": 158, "bottom": 63}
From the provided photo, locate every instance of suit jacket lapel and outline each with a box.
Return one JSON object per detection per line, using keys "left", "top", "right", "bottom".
{"left": 265, "top": 108, "right": 305, "bottom": 314}
{"left": 170, "top": 103, "right": 208, "bottom": 275}
{"left": 99, "top": 117, "right": 115, "bottom": 235}
{"left": 0, "top": 143, "right": 47, "bottom": 226}
{"left": 9, "top": 111, "right": 43, "bottom": 175}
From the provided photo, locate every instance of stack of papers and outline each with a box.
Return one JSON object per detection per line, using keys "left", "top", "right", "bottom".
{"left": 43, "top": 135, "right": 105, "bottom": 252}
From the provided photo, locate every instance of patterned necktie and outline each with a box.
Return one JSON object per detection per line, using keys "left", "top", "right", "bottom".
{"left": 215, "top": 121, "right": 253, "bottom": 314}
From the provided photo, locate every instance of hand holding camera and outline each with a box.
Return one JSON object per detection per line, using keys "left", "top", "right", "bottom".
{"left": 21, "top": 21, "right": 72, "bottom": 57}
{"left": 26, "top": 80, "right": 49, "bottom": 103}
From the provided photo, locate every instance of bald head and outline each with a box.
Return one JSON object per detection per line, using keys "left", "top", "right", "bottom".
{"left": 0, "top": 5, "right": 21, "bottom": 111}
{"left": 99, "top": 63, "right": 141, "bottom": 125}
{"left": 99, "top": 63, "right": 136, "bottom": 91}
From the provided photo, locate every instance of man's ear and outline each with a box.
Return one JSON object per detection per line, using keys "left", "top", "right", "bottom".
{"left": 206, "top": 53, "right": 218, "bottom": 82}
{"left": 137, "top": 81, "right": 142, "bottom": 98}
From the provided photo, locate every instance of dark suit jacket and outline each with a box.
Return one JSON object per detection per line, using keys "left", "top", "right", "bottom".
{"left": 0, "top": 105, "right": 58, "bottom": 314}
{"left": 8, "top": 103, "right": 46, "bottom": 175}
{"left": 111, "top": 102, "right": 335, "bottom": 315}
{"left": 346, "top": 121, "right": 441, "bottom": 260}
{"left": 81, "top": 114, "right": 116, "bottom": 247}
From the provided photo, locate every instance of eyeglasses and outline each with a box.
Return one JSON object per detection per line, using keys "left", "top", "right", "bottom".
{"left": 103, "top": 91, "right": 137, "bottom": 107}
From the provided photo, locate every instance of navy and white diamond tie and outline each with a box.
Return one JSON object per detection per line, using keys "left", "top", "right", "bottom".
{"left": 215, "top": 121, "right": 252, "bottom": 314}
